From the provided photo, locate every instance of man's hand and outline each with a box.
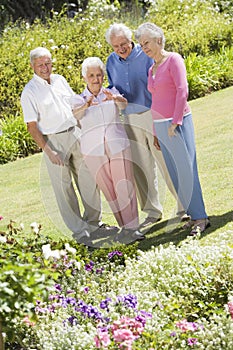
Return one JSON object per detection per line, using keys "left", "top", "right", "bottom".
{"left": 44, "top": 144, "right": 64, "bottom": 166}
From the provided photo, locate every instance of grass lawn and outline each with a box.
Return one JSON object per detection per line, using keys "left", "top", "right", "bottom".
{"left": 0, "top": 86, "right": 233, "bottom": 249}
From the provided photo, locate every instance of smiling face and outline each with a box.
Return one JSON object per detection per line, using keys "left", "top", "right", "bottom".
{"left": 84, "top": 66, "right": 104, "bottom": 96}
{"left": 110, "top": 34, "right": 132, "bottom": 60}
{"left": 31, "top": 55, "right": 52, "bottom": 83}
{"left": 139, "top": 34, "right": 162, "bottom": 59}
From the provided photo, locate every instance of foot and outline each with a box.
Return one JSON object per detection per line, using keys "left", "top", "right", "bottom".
{"left": 139, "top": 215, "right": 162, "bottom": 229}
{"left": 98, "top": 222, "right": 119, "bottom": 231}
{"left": 189, "top": 218, "right": 211, "bottom": 236}
{"left": 182, "top": 220, "right": 195, "bottom": 229}
{"left": 176, "top": 211, "right": 191, "bottom": 222}
{"left": 73, "top": 230, "right": 92, "bottom": 246}
{"left": 115, "top": 228, "right": 145, "bottom": 243}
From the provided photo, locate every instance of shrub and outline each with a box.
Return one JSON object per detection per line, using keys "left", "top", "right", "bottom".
{"left": 0, "top": 114, "right": 38, "bottom": 164}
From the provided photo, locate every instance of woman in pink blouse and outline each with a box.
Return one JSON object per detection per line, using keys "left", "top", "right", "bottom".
{"left": 72, "top": 57, "right": 144, "bottom": 242}
{"left": 135, "top": 22, "right": 210, "bottom": 235}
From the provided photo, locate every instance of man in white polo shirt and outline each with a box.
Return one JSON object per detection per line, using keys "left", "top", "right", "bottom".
{"left": 21, "top": 47, "right": 102, "bottom": 245}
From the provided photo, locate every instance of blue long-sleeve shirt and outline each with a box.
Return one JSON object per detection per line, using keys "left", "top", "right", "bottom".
{"left": 106, "top": 43, "right": 154, "bottom": 115}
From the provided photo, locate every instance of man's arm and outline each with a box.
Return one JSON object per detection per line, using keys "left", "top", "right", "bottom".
{"left": 27, "top": 121, "right": 64, "bottom": 166}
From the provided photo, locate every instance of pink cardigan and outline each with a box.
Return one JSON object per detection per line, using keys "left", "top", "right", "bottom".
{"left": 148, "top": 52, "right": 191, "bottom": 126}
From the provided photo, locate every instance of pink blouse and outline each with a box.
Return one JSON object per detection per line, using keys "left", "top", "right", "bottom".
{"left": 148, "top": 52, "right": 191, "bottom": 125}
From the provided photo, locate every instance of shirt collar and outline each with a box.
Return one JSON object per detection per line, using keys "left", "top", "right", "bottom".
{"left": 82, "top": 86, "right": 104, "bottom": 99}
{"left": 33, "top": 73, "right": 51, "bottom": 85}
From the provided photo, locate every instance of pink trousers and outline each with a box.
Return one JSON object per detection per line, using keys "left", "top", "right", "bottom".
{"left": 84, "top": 146, "right": 139, "bottom": 229}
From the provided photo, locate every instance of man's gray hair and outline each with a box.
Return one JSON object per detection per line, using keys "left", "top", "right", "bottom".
{"left": 105, "top": 23, "right": 132, "bottom": 45}
{"left": 30, "top": 47, "right": 52, "bottom": 63}
{"left": 82, "top": 57, "right": 106, "bottom": 78}
{"left": 135, "top": 22, "right": 166, "bottom": 48}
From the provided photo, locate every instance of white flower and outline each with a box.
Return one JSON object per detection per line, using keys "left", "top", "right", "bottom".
{"left": 0, "top": 235, "right": 7, "bottom": 243}
{"left": 30, "top": 222, "right": 40, "bottom": 234}
{"left": 65, "top": 243, "right": 76, "bottom": 255}
{"left": 42, "top": 244, "right": 61, "bottom": 260}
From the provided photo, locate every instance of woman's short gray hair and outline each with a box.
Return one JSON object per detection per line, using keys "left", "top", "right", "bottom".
{"left": 135, "top": 22, "right": 166, "bottom": 48}
{"left": 82, "top": 57, "right": 106, "bottom": 78}
{"left": 30, "top": 47, "right": 52, "bottom": 63}
{"left": 105, "top": 23, "right": 132, "bottom": 45}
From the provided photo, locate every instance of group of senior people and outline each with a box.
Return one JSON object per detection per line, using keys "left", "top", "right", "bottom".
{"left": 20, "top": 21, "right": 210, "bottom": 246}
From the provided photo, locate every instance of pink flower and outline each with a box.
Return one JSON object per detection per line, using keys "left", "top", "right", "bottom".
{"left": 22, "top": 316, "right": 36, "bottom": 327}
{"left": 228, "top": 301, "right": 233, "bottom": 319}
{"left": 112, "top": 328, "right": 135, "bottom": 343}
{"left": 0, "top": 216, "right": 3, "bottom": 221}
{"left": 94, "top": 330, "right": 111, "bottom": 348}
{"left": 176, "top": 319, "right": 198, "bottom": 332}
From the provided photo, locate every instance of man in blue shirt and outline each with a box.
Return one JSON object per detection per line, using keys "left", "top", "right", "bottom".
{"left": 105, "top": 23, "right": 183, "bottom": 228}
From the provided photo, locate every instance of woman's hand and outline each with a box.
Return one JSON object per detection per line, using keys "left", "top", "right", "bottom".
{"left": 154, "top": 136, "right": 161, "bottom": 150}
{"left": 72, "top": 96, "right": 96, "bottom": 120}
{"left": 102, "top": 90, "right": 127, "bottom": 109}
{"left": 168, "top": 123, "right": 178, "bottom": 137}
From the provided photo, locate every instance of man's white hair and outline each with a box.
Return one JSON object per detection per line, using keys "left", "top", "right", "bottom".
{"left": 105, "top": 23, "right": 132, "bottom": 45}
{"left": 30, "top": 47, "right": 52, "bottom": 63}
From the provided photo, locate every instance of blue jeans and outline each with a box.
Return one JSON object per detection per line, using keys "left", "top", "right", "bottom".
{"left": 154, "top": 114, "right": 208, "bottom": 220}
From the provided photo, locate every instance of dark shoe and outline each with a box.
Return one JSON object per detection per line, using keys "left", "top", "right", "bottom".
{"left": 189, "top": 218, "right": 211, "bottom": 236}
{"left": 74, "top": 230, "right": 92, "bottom": 246}
{"left": 139, "top": 216, "right": 162, "bottom": 229}
{"left": 115, "top": 228, "right": 145, "bottom": 244}
{"left": 182, "top": 220, "right": 195, "bottom": 229}
{"left": 98, "top": 222, "right": 119, "bottom": 231}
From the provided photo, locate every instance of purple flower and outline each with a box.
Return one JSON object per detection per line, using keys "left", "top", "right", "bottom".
{"left": 117, "top": 294, "right": 138, "bottom": 309}
{"left": 76, "top": 300, "right": 103, "bottom": 320}
{"left": 85, "top": 260, "right": 95, "bottom": 271}
{"left": 170, "top": 331, "right": 177, "bottom": 337}
{"left": 83, "top": 287, "right": 89, "bottom": 294}
{"left": 96, "top": 267, "right": 104, "bottom": 274}
{"left": 100, "top": 298, "right": 112, "bottom": 311}
{"left": 188, "top": 338, "right": 198, "bottom": 346}
{"left": 135, "top": 310, "right": 152, "bottom": 327}
{"left": 108, "top": 250, "right": 123, "bottom": 259}
{"left": 54, "top": 284, "right": 62, "bottom": 291}
{"left": 67, "top": 315, "right": 78, "bottom": 326}
{"left": 60, "top": 296, "right": 77, "bottom": 308}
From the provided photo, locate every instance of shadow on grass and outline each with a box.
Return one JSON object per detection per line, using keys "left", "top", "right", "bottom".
{"left": 138, "top": 210, "right": 233, "bottom": 252}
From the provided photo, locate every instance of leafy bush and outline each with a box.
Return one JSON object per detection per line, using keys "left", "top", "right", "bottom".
{"left": 0, "top": 114, "right": 38, "bottom": 164}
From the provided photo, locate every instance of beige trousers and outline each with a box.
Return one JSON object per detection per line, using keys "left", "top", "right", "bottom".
{"left": 124, "top": 110, "right": 183, "bottom": 217}
{"left": 44, "top": 127, "right": 102, "bottom": 236}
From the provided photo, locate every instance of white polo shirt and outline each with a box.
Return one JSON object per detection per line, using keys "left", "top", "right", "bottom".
{"left": 21, "top": 73, "right": 77, "bottom": 135}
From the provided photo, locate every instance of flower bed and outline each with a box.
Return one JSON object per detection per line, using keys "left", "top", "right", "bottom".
{"left": 0, "top": 219, "right": 233, "bottom": 349}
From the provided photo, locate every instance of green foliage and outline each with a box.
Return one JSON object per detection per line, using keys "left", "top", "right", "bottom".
{"left": 0, "top": 114, "right": 38, "bottom": 164}
{"left": 146, "top": 0, "right": 233, "bottom": 56}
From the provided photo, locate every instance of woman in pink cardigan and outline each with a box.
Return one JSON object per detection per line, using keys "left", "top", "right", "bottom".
{"left": 135, "top": 22, "right": 210, "bottom": 236}
{"left": 72, "top": 57, "right": 144, "bottom": 242}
